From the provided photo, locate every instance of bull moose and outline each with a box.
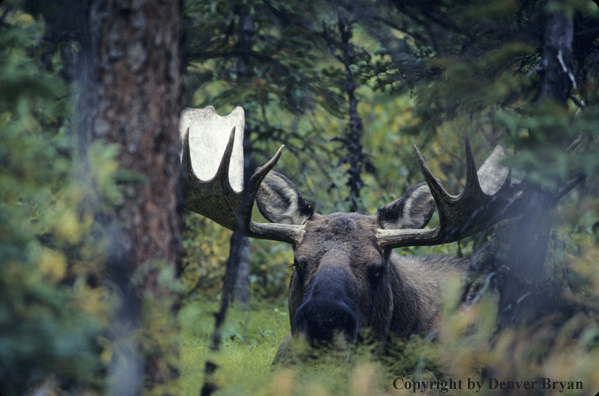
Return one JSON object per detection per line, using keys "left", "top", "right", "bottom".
{"left": 181, "top": 106, "right": 519, "bottom": 361}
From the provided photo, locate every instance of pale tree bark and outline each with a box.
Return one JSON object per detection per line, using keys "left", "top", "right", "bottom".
{"left": 76, "top": 0, "right": 182, "bottom": 394}
{"left": 494, "top": 191, "right": 556, "bottom": 326}
{"left": 537, "top": 0, "right": 574, "bottom": 104}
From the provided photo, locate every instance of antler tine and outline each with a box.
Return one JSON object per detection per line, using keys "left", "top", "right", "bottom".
{"left": 242, "top": 144, "right": 306, "bottom": 242}
{"left": 243, "top": 145, "right": 306, "bottom": 242}
{"left": 378, "top": 137, "right": 519, "bottom": 250}
{"left": 247, "top": 145, "right": 285, "bottom": 199}
{"left": 182, "top": 128, "right": 195, "bottom": 180}
{"left": 414, "top": 144, "right": 452, "bottom": 204}
{"left": 182, "top": 125, "right": 237, "bottom": 197}
{"left": 181, "top": 107, "right": 303, "bottom": 245}
{"left": 243, "top": 145, "right": 286, "bottom": 225}
{"left": 463, "top": 135, "right": 485, "bottom": 198}
{"left": 182, "top": 127, "right": 238, "bottom": 230}
{"left": 214, "top": 126, "right": 237, "bottom": 195}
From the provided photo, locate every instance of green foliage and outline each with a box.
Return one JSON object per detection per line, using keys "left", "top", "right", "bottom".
{"left": 182, "top": 213, "right": 232, "bottom": 298}
{"left": 181, "top": 300, "right": 499, "bottom": 396}
{"left": 184, "top": 0, "right": 342, "bottom": 114}
{"left": 0, "top": 7, "right": 110, "bottom": 394}
{"left": 180, "top": 300, "right": 291, "bottom": 395}
{"left": 432, "top": 245, "right": 599, "bottom": 395}
{"left": 5, "top": 0, "right": 596, "bottom": 393}
{"left": 183, "top": 0, "right": 366, "bottom": 212}
{"left": 183, "top": 211, "right": 295, "bottom": 301}
{"left": 180, "top": 0, "right": 599, "bottom": 395}
{"left": 0, "top": 5, "right": 180, "bottom": 394}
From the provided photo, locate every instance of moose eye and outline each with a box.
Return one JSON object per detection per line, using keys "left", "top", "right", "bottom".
{"left": 369, "top": 265, "right": 384, "bottom": 281}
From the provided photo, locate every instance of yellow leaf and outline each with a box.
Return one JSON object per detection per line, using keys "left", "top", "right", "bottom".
{"left": 38, "top": 248, "right": 67, "bottom": 282}
{"left": 55, "top": 209, "right": 81, "bottom": 244}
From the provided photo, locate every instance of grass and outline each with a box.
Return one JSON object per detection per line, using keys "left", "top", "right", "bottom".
{"left": 179, "top": 299, "right": 291, "bottom": 396}
{"left": 178, "top": 280, "right": 599, "bottom": 396}
{"left": 178, "top": 298, "right": 428, "bottom": 396}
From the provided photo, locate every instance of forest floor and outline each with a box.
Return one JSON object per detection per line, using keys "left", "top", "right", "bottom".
{"left": 180, "top": 299, "right": 291, "bottom": 396}
{"left": 179, "top": 299, "right": 396, "bottom": 396}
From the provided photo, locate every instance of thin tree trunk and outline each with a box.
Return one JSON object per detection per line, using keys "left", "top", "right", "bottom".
{"left": 200, "top": 7, "right": 255, "bottom": 396}
{"left": 77, "top": 1, "right": 182, "bottom": 394}
{"left": 337, "top": 11, "right": 365, "bottom": 213}
{"left": 231, "top": 5, "right": 255, "bottom": 304}
{"left": 537, "top": 0, "right": 574, "bottom": 104}
{"left": 233, "top": 233, "right": 251, "bottom": 303}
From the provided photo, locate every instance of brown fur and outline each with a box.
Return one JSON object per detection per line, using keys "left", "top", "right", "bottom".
{"left": 275, "top": 212, "right": 468, "bottom": 361}
{"left": 256, "top": 173, "right": 468, "bottom": 363}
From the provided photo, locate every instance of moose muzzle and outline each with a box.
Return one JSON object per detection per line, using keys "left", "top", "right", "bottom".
{"left": 295, "top": 262, "right": 359, "bottom": 343}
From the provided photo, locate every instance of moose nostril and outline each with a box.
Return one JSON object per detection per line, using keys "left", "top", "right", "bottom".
{"left": 295, "top": 300, "right": 358, "bottom": 342}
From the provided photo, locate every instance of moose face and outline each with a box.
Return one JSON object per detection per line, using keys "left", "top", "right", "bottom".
{"left": 290, "top": 213, "right": 384, "bottom": 343}
{"left": 256, "top": 172, "right": 436, "bottom": 345}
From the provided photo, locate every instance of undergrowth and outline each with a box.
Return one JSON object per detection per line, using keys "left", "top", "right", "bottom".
{"left": 178, "top": 299, "right": 449, "bottom": 396}
{"left": 179, "top": 264, "right": 599, "bottom": 396}
{"left": 180, "top": 300, "right": 291, "bottom": 396}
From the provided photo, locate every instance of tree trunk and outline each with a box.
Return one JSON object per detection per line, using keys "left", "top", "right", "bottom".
{"left": 231, "top": 5, "right": 255, "bottom": 304}
{"left": 537, "top": 0, "right": 574, "bottom": 104}
{"left": 232, "top": 233, "right": 251, "bottom": 303}
{"left": 495, "top": 190, "right": 557, "bottom": 326}
{"left": 495, "top": 0, "right": 573, "bottom": 327}
{"left": 200, "top": 7, "right": 255, "bottom": 395}
{"left": 76, "top": 0, "right": 182, "bottom": 394}
{"left": 337, "top": 11, "right": 366, "bottom": 213}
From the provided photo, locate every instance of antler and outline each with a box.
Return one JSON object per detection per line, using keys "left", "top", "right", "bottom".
{"left": 181, "top": 107, "right": 304, "bottom": 244}
{"left": 377, "top": 137, "right": 522, "bottom": 249}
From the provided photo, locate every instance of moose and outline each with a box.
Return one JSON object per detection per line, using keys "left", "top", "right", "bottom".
{"left": 181, "top": 106, "right": 519, "bottom": 360}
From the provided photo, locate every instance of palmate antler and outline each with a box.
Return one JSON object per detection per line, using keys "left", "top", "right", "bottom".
{"left": 181, "top": 106, "right": 524, "bottom": 249}
{"left": 376, "top": 138, "right": 522, "bottom": 249}
{"left": 180, "top": 107, "right": 304, "bottom": 244}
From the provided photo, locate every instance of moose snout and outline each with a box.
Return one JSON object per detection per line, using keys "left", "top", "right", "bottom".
{"left": 295, "top": 266, "right": 359, "bottom": 343}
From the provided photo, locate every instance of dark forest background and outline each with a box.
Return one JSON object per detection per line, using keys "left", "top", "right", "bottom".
{"left": 1, "top": 0, "right": 599, "bottom": 395}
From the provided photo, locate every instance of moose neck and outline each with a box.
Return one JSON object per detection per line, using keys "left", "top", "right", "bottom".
{"left": 387, "top": 252, "right": 467, "bottom": 339}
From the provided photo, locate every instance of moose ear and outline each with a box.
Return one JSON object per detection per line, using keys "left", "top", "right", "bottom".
{"left": 376, "top": 182, "right": 435, "bottom": 230}
{"left": 256, "top": 171, "right": 314, "bottom": 225}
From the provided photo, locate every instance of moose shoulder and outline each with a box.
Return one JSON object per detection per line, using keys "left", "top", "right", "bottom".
{"left": 181, "top": 106, "right": 516, "bottom": 362}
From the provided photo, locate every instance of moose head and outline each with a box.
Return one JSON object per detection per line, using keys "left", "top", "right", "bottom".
{"left": 181, "top": 106, "right": 518, "bottom": 359}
